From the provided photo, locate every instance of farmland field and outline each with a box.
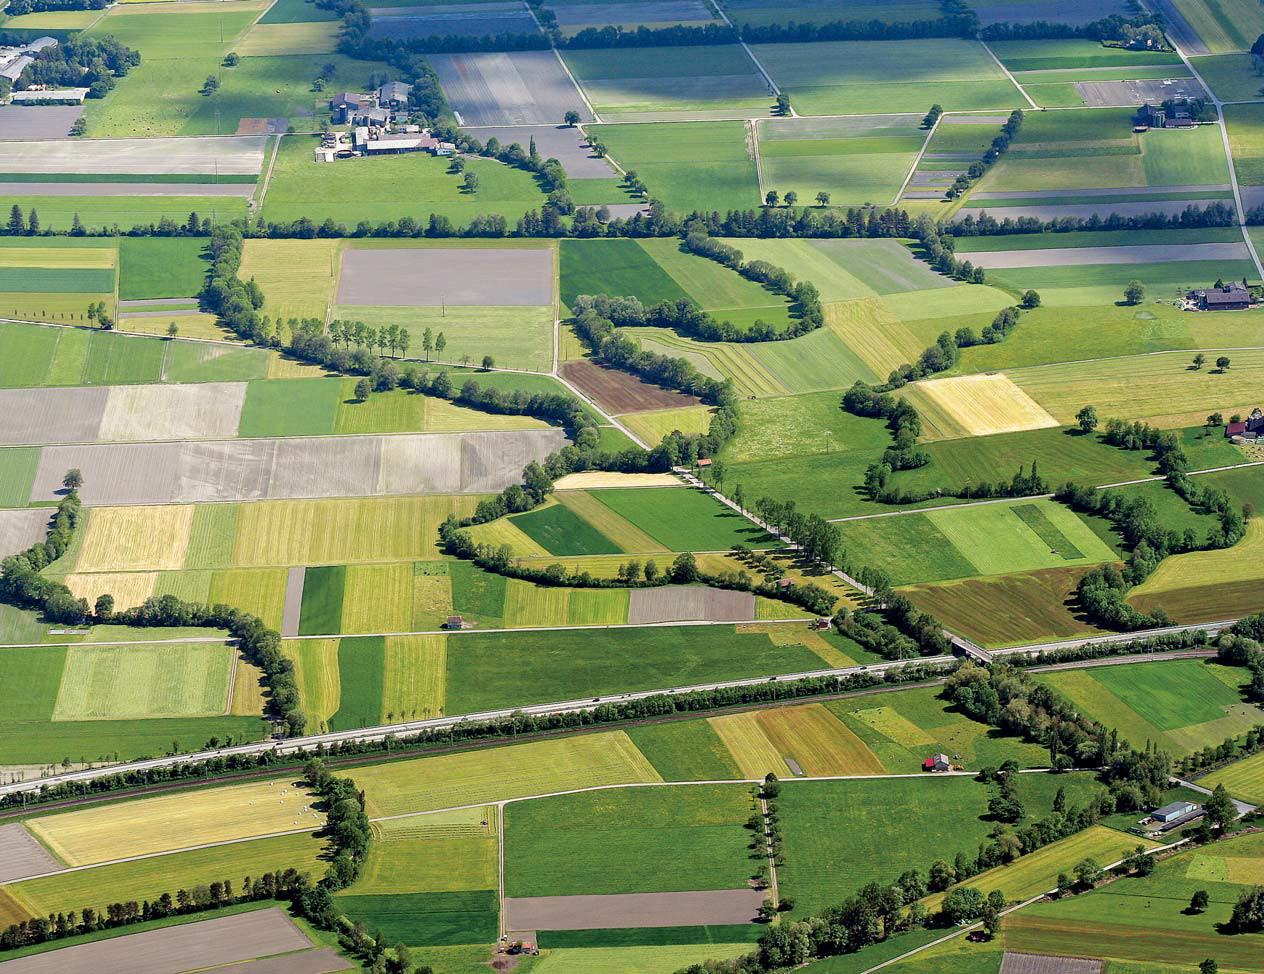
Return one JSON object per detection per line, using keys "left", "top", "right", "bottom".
{"left": 1200, "top": 750, "right": 1264, "bottom": 803}
{"left": 588, "top": 487, "right": 775, "bottom": 550}
{"left": 1129, "top": 517, "right": 1264, "bottom": 622}
{"left": 561, "top": 45, "right": 770, "bottom": 115}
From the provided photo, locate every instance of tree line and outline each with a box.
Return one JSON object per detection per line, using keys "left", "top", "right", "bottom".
{"left": 979, "top": 11, "right": 1167, "bottom": 44}
{"left": 2, "top": 0, "right": 105, "bottom": 11}
{"left": 946, "top": 110, "right": 1022, "bottom": 200}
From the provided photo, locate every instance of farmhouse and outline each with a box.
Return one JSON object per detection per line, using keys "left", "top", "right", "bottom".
{"left": 329, "top": 92, "right": 369, "bottom": 124}
{"left": 0, "top": 36, "right": 56, "bottom": 84}
{"left": 1226, "top": 407, "right": 1264, "bottom": 439}
{"left": 923, "top": 753, "right": 951, "bottom": 772}
{"left": 1153, "top": 800, "right": 1199, "bottom": 823}
{"left": 1137, "top": 101, "right": 1194, "bottom": 129}
{"left": 1186, "top": 280, "right": 1250, "bottom": 311}
{"left": 9, "top": 87, "right": 88, "bottom": 105}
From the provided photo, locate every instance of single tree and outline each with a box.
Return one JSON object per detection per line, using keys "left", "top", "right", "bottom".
{"left": 1021, "top": 289, "right": 1041, "bottom": 308}
{"left": 397, "top": 329, "right": 410, "bottom": 360}
{"left": 1193, "top": 352, "right": 1206, "bottom": 369}
{"left": 563, "top": 110, "right": 581, "bottom": 126}
{"left": 1124, "top": 279, "right": 1145, "bottom": 305}
{"left": 1216, "top": 355, "right": 1232, "bottom": 370}
{"left": 354, "top": 377, "right": 371, "bottom": 401}
{"left": 775, "top": 93, "right": 791, "bottom": 115}
{"left": 1190, "top": 889, "right": 1210, "bottom": 913}
{"left": 1205, "top": 783, "right": 1238, "bottom": 832}
{"left": 1076, "top": 404, "right": 1099, "bottom": 433}
{"left": 7, "top": 203, "right": 23, "bottom": 235}
{"left": 462, "top": 171, "right": 479, "bottom": 193}
{"left": 1207, "top": 412, "right": 1224, "bottom": 427}
{"left": 94, "top": 593, "right": 113, "bottom": 621}
{"left": 815, "top": 191, "right": 831, "bottom": 207}
{"left": 435, "top": 332, "right": 447, "bottom": 359}
{"left": 62, "top": 469, "right": 83, "bottom": 491}
{"left": 764, "top": 189, "right": 779, "bottom": 207}
{"left": 422, "top": 326, "right": 434, "bottom": 360}
{"left": 224, "top": 52, "right": 240, "bottom": 67}
{"left": 167, "top": 321, "right": 179, "bottom": 339}
{"left": 1200, "top": 960, "right": 1218, "bottom": 974}
{"left": 27, "top": 208, "right": 39, "bottom": 235}
{"left": 783, "top": 190, "right": 799, "bottom": 207}
{"left": 482, "top": 354, "right": 494, "bottom": 370}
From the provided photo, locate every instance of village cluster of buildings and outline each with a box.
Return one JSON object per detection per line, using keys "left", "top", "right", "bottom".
{"left": 1135, "top": 99, "right": 1195, "bottom": 130}
{"left": 1227, "top": 407, "right": 1264, "bottom": 443}
{"left": 0, "top": 36, "right": 87, "bottom": 104}
{"left": 316, "top": 81, "right": 455, "bottom": 162}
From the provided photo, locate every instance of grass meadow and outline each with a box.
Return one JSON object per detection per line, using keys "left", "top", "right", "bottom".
{"left": 588, "top": 487, "right": 775, "bottom": 550}
{"left": 336, "top": 890, "right": 497, "bottom": 947}
{"left": 117, "top": 237, "right": 210, "bottom": 300}
{"left": 561, "top": 45, "right": 770, "bottom": 115}
{"left": 510, "top": 501, "right": 622, "bottom": 555}
{"left": 588, "top": 121, "right": 759, "bottom": 214}
{"left": 1038, "top": 659, "right": 1264, "bottom": 757}
{"left": 504, "top": 784, "right": 756, "bottom": 896}
{"left": 751, "top": 39, "right": 1022, "bottom": 115}
{"left": 1200, "top": 750, "right": 1264, "bottom": 804}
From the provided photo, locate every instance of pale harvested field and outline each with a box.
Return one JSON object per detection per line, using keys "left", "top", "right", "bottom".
{"left": 507, "top": 888, "right": 764, "bottom": 931}
{"left": 553, "top": 471, "right": 684, "bottom": 490}
{"left": 65, "top": 571, "right": 158, "bottom": 612}
{"left": 231, "top": 652, "right": 268, "bottom": 716}
{"left": 627, "top": 585, "right": 756, "bottom": 624}
{"left": 354, "top": 731, "right": 661, "bottom": 817}
{"left": 27, "top": 778, "right": 320, "bottom": 866}
{"left": 0, "top": 387, "right": 107, "bottom": 446}
{"left": 237, "top": 20, "right": 340, "bottom": 55}
{"left": 0, "top": 509, "right": 50, "bottom": 559}
{"left": 465, "top": 516, "right": 551, "bottom": 557}
{"left": 209, "top": 948, "right": 351, "bottom": 974}
{"left": 0, "top": 824, "right": 61, "bottom": 884}
{"left": 268, "top": 435, "right": 379, "bottom": 498}
{"left": 51, "top": 642, "right": 233, "bottom": 723}
{"left": 429, "top": 50, "right": 591, "bottom": 126}
{"left": 233, "top": 495, "right": 481, "bottom": 566}
{"left": 122, "top": 312, "right": 226, "bottom": 341}
{"left": 97, "top": 382, "right": 248, "bottom": 442}
{"left": 756, "top": 704, "right": 885, "bottom": 776}
{"left": 382, "top": 633, "right": 446, "bottom": 719}
{"left": 557, "top": 491, "right": 667, "bottom": 553}
{"left": 1000, "top": 954, "right": 1102, "bottom": 974}
{"left": 75, "top": 504, "right": 194, "bottom": 572}
{"left": 825, "top": 298, "right": 925, "bottom": 378}
{"left": 908, "top": 373, "right": 1060, "bottom": 437}
{"left": 0, "top": 907, "right": 314, "bottom": 974}
{"left": 283, "top": 638, "right": 340, "bottom": 728}
{"left": 341, "top": 562, "right": 413, "bottom": 633}
{"left": 0, "top": 136, "right": 268, "bottom": 175}
{"left": 709, "top": 712, "right": 789, "bottom": 778}
{"left": 281, "top": 565, "right": 305, "bottom": 638}
{"left": 338, "top": 247, "right": 554, "bottom": 306}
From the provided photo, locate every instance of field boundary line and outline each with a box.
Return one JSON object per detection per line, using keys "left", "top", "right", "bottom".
{"left": 977, "top": 37, "right": 1038, "bottom": 110}
{"left": 749, "top": 118, "right": 766, "bottom": 204}
{"left": 710, "top": 4, "right": 782, "bottom": 103}
{"left": 540, "top": 34, "right": 600, "bottom": 123}
{"left": 497, "top": 800, "right": 507, "bottom": 939}
{"left": 254, "top": 133, "right": 282, "bottom": 217}
{"left": 893, "top": 113, "right": 942, "bottom": 206}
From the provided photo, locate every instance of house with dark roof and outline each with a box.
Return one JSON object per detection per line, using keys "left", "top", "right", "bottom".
{"left": 1227, "top": 407, "right": 1264, "bottom": 439}
{"left": 1187, "top": 280, "right": 1250, "bottom": 311}
{"left": 923, "top": 753, "right": 951, "bottom": 772}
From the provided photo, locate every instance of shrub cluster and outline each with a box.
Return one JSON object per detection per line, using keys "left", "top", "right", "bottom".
{"left": 17, "top": 35, "right": 140, "bottom": 98}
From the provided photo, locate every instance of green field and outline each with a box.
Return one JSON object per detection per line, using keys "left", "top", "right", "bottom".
{"left": 989, "top": 39, "right": 1185, "bottom": 72}
{"left": 778, "top": 772, "right": 1102, "bottom": 917}
{"left": 1200, "top": 749, "right": 1264, "bottom": 803}
{"left": 504, "top": 784, "right": 755, "bottom": 896}
{"left": 261, "top": 135, "right": 549, "bottom": 226}
{"left": 334, "top": 304, "right": 554, "bottom": 374}
{"left": 237, "top": 377, "right": 341, "bottom": 437}
{"left": 588, "top": 122, "right": 759, "bottom": 214}
{"left": 258, "top": 0, "right": 340, "bottom": 22}
{"left": 1038, "top": 660, "right": 1264, "bottom": 757}
{"left": 0, "top": 268, "right": 114, "bottom": 294}
{"left": 297, "top": 564, "right": 346, "bottom": 636}
{"left": 626, "top": 720, "right": 743, "bottom": 781}
{"left": 336, "top": 890, "right": 497, "bottom": 947}
{"left": 118, "top": 237, "right": 210, "bottom": 300}
{"left": 1004, "top": 832, "right": 1264, "bottom": 971}
{"left": 589, "top": 487, "right": 773, "bottom": 551}
{"left": 51, "top": 642, "right": 232, "bottom": 721}
{"left": 560, "top": 238, "right": 688, "bottom": 308}
{"left": 1168, "top": 0, "right": 1264, "bottom": 53}
{"left": 0, "top": 196, "right": 248, "bottom": 234}
{"left": 328, "top": 635, "right": 385, "bottom": 730}
{"left": 561, "top": 45, "right": 770, "bottom": 115}
{"left": 511, "top": 503, "right": 622, "bottom": 556}
{"left": 164, "top": 341, "right": 270, "bottom": 383}
{"left": 1226, "top": 103, "right": 1264, "bottom": 185}
{"left": 751, "top": 39, "right": 1022, "bottom": 115}
{"left": 444, "top": 625, "right": 829, "bottom": 715}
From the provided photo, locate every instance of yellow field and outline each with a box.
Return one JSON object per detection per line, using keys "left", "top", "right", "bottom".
{"left": 6, "top": 832, "right": 324, "bottom": 921}
{"left": 359, "top": 809, "right": 498, "bottom": 893}
{"left": 513, "top": 553, "right": 631, "bottom": 578}
{"left": 236, "top": 20, "right": 339, "bottom": 55}
{"left": 230, "top": 652, "right": 267, "bottom": 716}
{"left": 382, "top": 633, "right": 446, "bottom": 719}
{"left": 283, "top": 638, "right": 340, "bottom": 729}
{"left": 411, "top": 568, "right": 455, "bottom": 630}
{"left": 52, "top": 642, "right": 233, "bottom": 722}
{"left": 65, "top": 571, "right": 157, "bottom": 612}
{"left": 756, "top": 596, "right": 816, "bottom": 619}
{"left": 825, "top": 298, "right": 924, "bottom": 377}
{"left": 27, "top": 777, "right": 321, "bottom": 867}
{"left": 618, "top": 406, "right": 714, "bottom": 443}
{"left": 209, "top": 568, "right": 288, "bottom": 630}
{"left": 423, "top": 396, "right": 549, "bottom": 432}
{"left": 0, "top": 889, "right": 28, "bottom": 929}
{"left": 232, "top": 496, "right": 483, "bottom": 566}
{"left": 1200, "top": 750, "right": 1264, "bottom": 804}
{"left": 1131, "top": 520, "right": 1264, "bottom": 598}
{"left": 122, "top": 313, "right": 226, "bottom": 341}
{"left": 553, "top": 472, "right": 684, "bottom": 490}
{"left": 923, "top": 826, "right": 1160, "bottom": 912}
{"left": 353, "top": 731, "right": 662, "bottom": 817}
{"left": 267, "top": 351, "right": 330, "bottom": 378}
{"left": 849, "top": 706, "right": 936, "bottom": 748}
{"left": 0, "top": 247, "right": 115, "bottom": 268}
{"left": 556, "top": 491, "right": 668, "bottom": 553}
{"left": 500, "top": 579, "right": 629, "bottom": 627}
{"left": 76, "top": 504, "right": 194, "bottom": 572}
{"left": 342, "top": 562, "right": 413, "bottom": 634}
{"left": 239, "top": 239, "right": 339, "bottom": 322}
{"left": 465, "top": 517, "right": 551, "bottom": 558}
{"left": 904, "top": 373, "right": 1060, "bottom": 439}
{"left": 709, "top": 712, "right": 790, "bottom": 778}
{"left": 756, "top": 704, "right": 885, "bottom": 776}
{"left": 0, "top": 294, "right": 112, "bottom": 325}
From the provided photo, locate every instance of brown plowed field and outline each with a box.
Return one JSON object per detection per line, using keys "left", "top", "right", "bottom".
{"left": 561, "top": 361, "right": 701, "bottom": 414}
{"left": 506, "top": 888, "right": 764, "bottom": 930}
{"left": 628, "top": 585, "right": 755, "bottom": 625}
{"left": 0, "top": 823, "right": 60, "bottom": 885}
